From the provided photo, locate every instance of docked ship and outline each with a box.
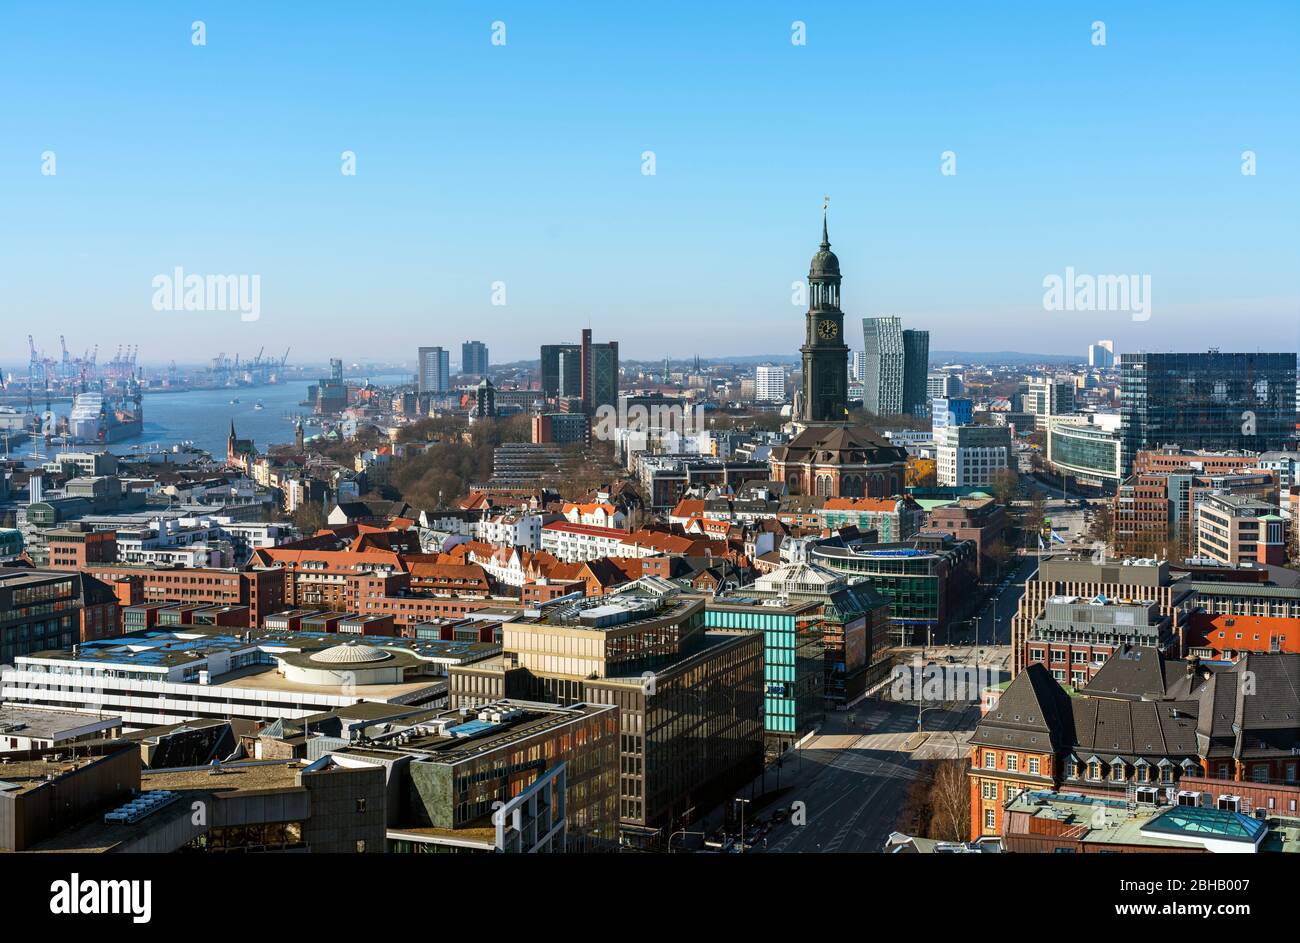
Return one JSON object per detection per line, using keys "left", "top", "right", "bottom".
{"left": 68, "top": 388, "right": 144, "bottom": 444}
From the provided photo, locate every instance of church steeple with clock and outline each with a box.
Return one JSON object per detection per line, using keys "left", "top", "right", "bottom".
{"left": 800, "top": 203, "right": 849, "bottom": 425}
{"left": 770, "top": 203, "right": 909, "bottom": 498}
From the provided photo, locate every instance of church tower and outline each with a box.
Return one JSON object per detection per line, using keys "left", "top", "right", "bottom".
{"left": 770, "top": 206, "right": 909, "bottom": 499}
{"left": 800, "top": 208, "right": 849, "bottom": 425}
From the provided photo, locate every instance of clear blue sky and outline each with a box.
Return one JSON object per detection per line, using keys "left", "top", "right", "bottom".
{"left": 2, "top": 1, "right": 1297, "bottom": 367}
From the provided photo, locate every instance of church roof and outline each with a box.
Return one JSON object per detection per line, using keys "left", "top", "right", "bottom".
{"left": 772, "top": 423, "right": 908, "bottom": 466}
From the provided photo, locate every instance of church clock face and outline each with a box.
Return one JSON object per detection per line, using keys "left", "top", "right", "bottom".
{"left": 817, "top": 319, "right": 838, "bottom": 340}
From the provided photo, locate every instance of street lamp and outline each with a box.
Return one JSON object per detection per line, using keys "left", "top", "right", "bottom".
{"left": 916, "top": 701, "right": 944, "bottom": 734}
{"left": 733, "top": 797, "right": 751, "bottom": 853}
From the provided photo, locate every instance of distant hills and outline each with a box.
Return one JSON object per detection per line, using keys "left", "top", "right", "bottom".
{"left": 929, "top": 350, "right": 1083, "bottom": 366}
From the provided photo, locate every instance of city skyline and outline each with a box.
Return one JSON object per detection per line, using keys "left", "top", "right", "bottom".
{"left": 3, "top": 2, "right": 1297, "bottom": 363}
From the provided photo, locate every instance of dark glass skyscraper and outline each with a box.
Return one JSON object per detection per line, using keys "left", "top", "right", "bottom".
{"left": 902, "top": 328, "right": 930, "bottom": 418}
{"left": 580, "top": 328, "right": 619, "bottom": 415}
{"left": 461, "top": 340, "right": 489, "bottom": 376}
{"left": 1119, "top": 351, "right": 1298, "bottom": 473}
{"left": 540, "top": 343, "right": 582, "bottom": 398}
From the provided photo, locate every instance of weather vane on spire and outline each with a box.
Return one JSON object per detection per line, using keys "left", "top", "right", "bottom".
{"left": 823, "top": 194, "right": 829, "bottom": 212}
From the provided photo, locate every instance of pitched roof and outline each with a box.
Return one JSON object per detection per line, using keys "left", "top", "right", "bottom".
{"left": 1082, "top": 646, "right": 1171, "bottom": 701}
{"left": 971, "top": 663, "right": 1074, "bottom": 752}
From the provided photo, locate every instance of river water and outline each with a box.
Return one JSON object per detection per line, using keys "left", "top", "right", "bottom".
{"left": 14, "top": 375, "right": 409, "bottom": 462}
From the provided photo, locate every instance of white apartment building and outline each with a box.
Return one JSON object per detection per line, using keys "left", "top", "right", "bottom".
{"left": 540, "top": 521, "right": 631, "bottom": 563}
{"left": 755, "top": 365, "right": 788, "bottom": 404}
{"left": 474, "top": 513, "right": 546, "bottom": 551}
{"left": 937, "top": 425, "right": 1012, "bottom": 487}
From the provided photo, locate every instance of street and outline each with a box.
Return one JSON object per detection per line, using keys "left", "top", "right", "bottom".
{"left": 736, "top": 695, "right": 981, "bottom": 854}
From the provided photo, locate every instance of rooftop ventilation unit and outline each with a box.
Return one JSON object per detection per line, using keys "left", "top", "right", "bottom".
{"left": 103, "top": 790, "right": 182, "bottom": 825}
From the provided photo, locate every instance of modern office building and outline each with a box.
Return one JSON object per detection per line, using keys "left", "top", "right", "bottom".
{"left": 541, "top": 334, "right": 619, "bottom": 414}
{"left": 2, "top": 628, "right": 501, "bottom": 729}
{"left": 754, "top": 364, "right": 788, "bottom": 403}
{"left": 927, "top": 371, "right": 963, "bottom": 400}
{"left": 936, "top": 424, "right": 1012, "bottom": 488}
{"left": 472, "top": 377, "right": 496, "bottom": 418}
{"left": 0, "top": 569, "right": 120, "bottom": 661}
{"left": 809, "top": 533, "right": 978, "bottom": 646}
{"left": 1045, "top": 417, "right": 1124, "bottom": 488}
{"left": 313, "top": 359, "right": 349, "bottom": 414}
{"left": 862, "top": 316, "right": 905, "bottom": 416}
{"left": 705, "top": 598, "right": 825, "bottom": 749}
{"left": 1119, "top": 351, "right": 1298, "bottom": 474}
{"left": 1196, "top": 493, "right": 1288, "bottom": 566}
{"left": 447, "top": 587, "right": 764, "bottom": 845}
{"left": 0, "top": 743, "right": 388, "bottom": 854}
{"left": 931, "top": 397, "right": 973, "bottom": 433}
{"left": 1088, "top": 339, "right": 1115, "bottom": 368}
{"left": 902, "top": 329, "right": 930, "bottom": 418}
{"left": 541, "top": 343, "right": 583, "bottom": 399}
{"left": 1024, "top": 376, "right": 1076, "bottom": 431}
{"left": 461, "top": 340, "right": 489, "bottom": 376}
{"left": 531, "top": 411, "right": 590, "bottom": 445}
{"left": 852, "top": 350, "right": 868, "bottom": 384}
{"left": 334, "top": 699, "right": 619, "bottom": 853}
{"left": 1010, "top": 556, "right": 1197, "bottom": 675}
{"left": 738, "top": 562, "right": 894, "bottom": 707}
{"left": 925, "top": 495, "right": 1009, "bottom": 579}
{"left": 1023, "top": 596, "right": 1175, "bottom": 687}
{"left": 417, "top": 346, "right": 451, "bottom": 395}
{"left": 581, "top": 329, "right": 619, "bottom": 415}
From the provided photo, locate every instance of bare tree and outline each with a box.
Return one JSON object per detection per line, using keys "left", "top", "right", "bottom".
{"left": 927, "top": 760, "right": 971, "bottom": 842}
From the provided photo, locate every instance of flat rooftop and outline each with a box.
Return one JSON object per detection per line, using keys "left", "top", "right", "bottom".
{"left": 1006, "top": 790, "right": 1297, "bottom": 852}
{"left": 21, "top": 627, "right": 500, "bottom": 670}
{"left": 337, "top": 700, "right": 614, "bottom": 767}
{"left": 21, "top": 759, "right": 330, "bottom": 854}
{"left": 0, "top": 706, "right": 121, "bottom": 740}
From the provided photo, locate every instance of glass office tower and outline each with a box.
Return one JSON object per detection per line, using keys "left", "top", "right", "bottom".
{"left": 1119, "top": 352, "right": 1297, "bottom": 473}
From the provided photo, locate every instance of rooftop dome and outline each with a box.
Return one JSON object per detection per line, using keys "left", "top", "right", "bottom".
{"left": 810, "top": 211, "right": 840, "bottom": 276}
{"left": 309, "top": 642, "right": 392, "bottom": 665}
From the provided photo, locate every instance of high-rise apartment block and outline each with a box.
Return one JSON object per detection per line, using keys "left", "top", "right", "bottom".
{"left": 417, "top": 346, "right": 450, "bottom": 395}
{"left": 461, "top": 340, "right": 489, "bottom": 376}
{"left": 754, "top": 364, "right": 787, "bottom": 403}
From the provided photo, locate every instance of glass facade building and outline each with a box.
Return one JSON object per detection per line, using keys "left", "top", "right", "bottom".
{"left": 705, "top": 602, "right": 825, "bottom": 746}
{"left": 1119, "top": 352, "right": 1297, "bottom": 473}
{"left": 1046, "top": 419, "right": 1123, "bottom": 485}
{"left": 810, "top": 536, "right": 978, "bottom": 646}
